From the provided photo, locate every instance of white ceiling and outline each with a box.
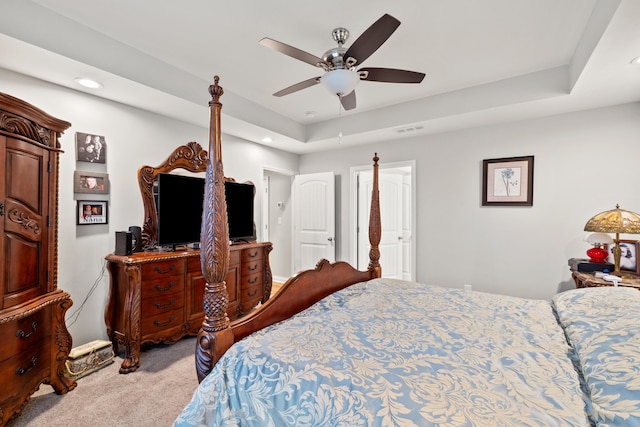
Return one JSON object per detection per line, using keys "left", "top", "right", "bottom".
{"left": 1, "top": 0, "right": 639, "bottom": 154}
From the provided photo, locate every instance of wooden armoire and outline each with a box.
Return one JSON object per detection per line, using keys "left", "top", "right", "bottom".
{"left": 0, "top": 92, "right": 76, "bottom": 425}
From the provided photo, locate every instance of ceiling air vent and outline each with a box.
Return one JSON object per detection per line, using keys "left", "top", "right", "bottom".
{"left": 394, "top": 125, "right": 424, "bottom": 134}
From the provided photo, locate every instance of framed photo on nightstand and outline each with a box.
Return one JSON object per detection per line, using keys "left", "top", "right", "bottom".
{"left": 607, "top": 240, "right": 640, "bottom": 274}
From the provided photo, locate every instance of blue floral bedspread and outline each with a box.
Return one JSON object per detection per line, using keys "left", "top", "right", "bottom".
{"left": 175, "top": 278, "right": 592, "bottom": 426}
{"left": 553, "top": 286, "right": 640, "bottom": 426}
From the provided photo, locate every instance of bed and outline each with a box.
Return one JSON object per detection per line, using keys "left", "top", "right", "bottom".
{"left": 177, "top": 77, "right": 640, "bottom": 426}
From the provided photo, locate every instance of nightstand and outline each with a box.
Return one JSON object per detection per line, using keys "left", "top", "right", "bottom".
{"left": 569, "top": 259, "right": 640, "bottom": 289}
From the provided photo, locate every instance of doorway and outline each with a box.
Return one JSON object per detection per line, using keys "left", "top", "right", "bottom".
{"left": 262, "top": 167, "right": 295, "bottom": 283}
{"left": 350, "top": 161, "right": 415, "bottom": 281}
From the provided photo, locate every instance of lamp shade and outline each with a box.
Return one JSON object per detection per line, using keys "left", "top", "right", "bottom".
{"left": 320, "top": 69, "right": 360, "bottom": 96}
{"left": 584, "top": 205, "right": 640, "bottom": 234}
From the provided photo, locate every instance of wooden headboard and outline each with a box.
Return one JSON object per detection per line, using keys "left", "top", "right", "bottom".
{"left": 194, "top": 76, "right": 381, "bottom": 381}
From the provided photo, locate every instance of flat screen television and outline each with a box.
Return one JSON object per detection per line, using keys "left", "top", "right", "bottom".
{"left": 224, "top": 180, "right": 256, "bottom": 242}
{"left": 157, "top": 173, "right": 205, "bottom": 248}
{"left": 156, "top": 173, "right": 256, "bottom": 249}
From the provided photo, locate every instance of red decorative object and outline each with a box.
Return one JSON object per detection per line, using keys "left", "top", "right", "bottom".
{"left": 586, "top": 246, "right": 608, "bottom": 263}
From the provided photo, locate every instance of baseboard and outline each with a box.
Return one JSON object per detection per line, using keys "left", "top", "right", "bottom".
{"left": 272, "top": 275, "right": 288, "bottom": 284}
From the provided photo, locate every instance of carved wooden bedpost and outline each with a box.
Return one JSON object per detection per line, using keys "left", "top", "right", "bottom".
{"left": 196, "top": 76, "right": 234, "bottom": 382}
{"left": 368, "top": 153, "right": 382, "bottom": 278}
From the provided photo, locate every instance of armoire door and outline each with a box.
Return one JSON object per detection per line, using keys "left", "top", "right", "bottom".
{"left": 1, "top": 135, "right": 50, "bottom": 309}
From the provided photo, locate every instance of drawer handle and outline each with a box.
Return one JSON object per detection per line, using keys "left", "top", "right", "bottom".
{"left": 16, "top": 356, "right": 37, "bottom": 376}
{"left": 154, "top": 316, "right": 175, "bottom": 328}
{"left": 247, "top": 289, "right": 258, "bottom": 297}
{"left": 154, "top": 281, "right": 176, "bottom": 292}
{"left": 248, "top": 277, "right": 258, "bottom": 284}
{"left": 154, "top": 299, "right": 176, "bottom": 310}
{"left": 247, "top": 265, "right": 257, "bottom": 271}
{"left": 154, "top": 265, "right": 175, "bottom": 275}
{"left": 16, "top": 322, "right": 37, "bottom": 339}
{"left": 247, "top": 251, "right": 258, "bottom": 258}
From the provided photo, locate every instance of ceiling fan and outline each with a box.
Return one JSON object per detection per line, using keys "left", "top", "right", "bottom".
{"left": 260, "top": 14, "right": 426, "bottom": 111}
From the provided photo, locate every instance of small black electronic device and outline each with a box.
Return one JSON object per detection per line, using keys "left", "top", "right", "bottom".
{"left": 115, "top": 231, "right": 133, "bottom": 255}
{"left": 128, "top": 226, "right": 143, "bottom": 252}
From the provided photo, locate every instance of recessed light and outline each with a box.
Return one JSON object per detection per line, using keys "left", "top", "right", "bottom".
{"left": 74, "top": 78, "right": 103, "bottom": 89}
{"left": 262, "top": 136, "right": 272, "bottom": 143}
{"left": 631, "top": 56, "right": 640, "bottom": 65}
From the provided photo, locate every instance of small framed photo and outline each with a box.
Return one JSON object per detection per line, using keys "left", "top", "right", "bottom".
{"left": 482, "top": 156, "right": 534, "bottom": 206}
{"left": 74, "top": 171, "right": 109, "bottom": 194}
{"left": 77, "top": 200, "right": 108, "bottom": 225}
{"left": 608, "top": 240, "right": 640, "bottom": 274}
{"left": 76, "top": 132, "right": 106, "bottom": 163}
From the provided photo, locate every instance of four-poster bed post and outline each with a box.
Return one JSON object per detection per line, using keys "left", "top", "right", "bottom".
{"left": 194, "top": 76, "right": 382, "bottom": 382}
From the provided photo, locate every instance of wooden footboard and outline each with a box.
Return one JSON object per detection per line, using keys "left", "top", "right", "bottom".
{"left": 231, "top": 260, "right": 378, "bottom": 341}
{"left": 195, "top": 77, "right": 381, "bottom": 382}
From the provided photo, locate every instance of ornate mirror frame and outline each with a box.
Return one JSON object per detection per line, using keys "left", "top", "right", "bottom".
{"left": 138, "top": 141, "right": 208, "bottom": 247}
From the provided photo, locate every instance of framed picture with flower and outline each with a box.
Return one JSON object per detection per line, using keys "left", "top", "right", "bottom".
{"left": 482, "top": 156, "right": 534, "bottom": 206}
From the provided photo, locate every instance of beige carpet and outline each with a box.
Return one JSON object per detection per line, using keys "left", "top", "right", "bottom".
{"left": 8, "top": 337, "right": 199, "bottom": 427}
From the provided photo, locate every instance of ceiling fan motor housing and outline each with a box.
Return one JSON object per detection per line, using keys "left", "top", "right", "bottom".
{"left": 323, "top": 47, "right": 350, "bottom": 70}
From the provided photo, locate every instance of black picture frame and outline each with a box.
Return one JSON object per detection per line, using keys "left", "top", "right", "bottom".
{"left": 482, "top": 156, "right": 534, "bottom": 206}
{"left": 77, "top": 200, "right": 108, "bottom": 225}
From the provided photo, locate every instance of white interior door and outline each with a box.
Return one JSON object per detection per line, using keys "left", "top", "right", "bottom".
{"left": 357, "top": 170, "right": 403, "bottom": 278}
{"left": 262, "top": 175, "right": 269, "bottom": 241}
{"left": 292, "top": 172, "right": 335, "bottom": 273}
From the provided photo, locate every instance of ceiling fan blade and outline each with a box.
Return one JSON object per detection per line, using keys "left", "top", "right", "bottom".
{"left": 359, "top": 67, "right": 425, "bottom": 83}
{"left": 343, "top": 14, "right": 400, "bottom": 66}
{"left": 273, "top": 76, "right": 321, "bottom": 97}
{"left": 260, "top": 38, "right": 327, "bottom": 68}
{"left": 340, "top": 90, "right": 356, "bottom": 110}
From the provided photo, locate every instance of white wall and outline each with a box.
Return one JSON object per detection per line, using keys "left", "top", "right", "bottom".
{"left": 0, "top": 69, "right": 299, "bottom": 346}
{"left": 5, "top": 66, "right": 640, "bottom": 344}
{"left": 299, "top": 102, "right": 640, "bottom": 300}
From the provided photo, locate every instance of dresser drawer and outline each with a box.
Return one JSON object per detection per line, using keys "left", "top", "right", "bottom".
{"left": 141, "top": 275, "right": 184, "bottom": 299}
{"left": 141, "top": 308, "right": 184, "bottom": 336}
{"left": 241, "top": 281, "right": 263, "bottom": 301}
{"left": 0, "top": 310, "right": 51, "bottom": 363}
{"left": 0, "top": 344, "right": 51, "bottom": 400}
{"left": 241, "top": 259, "right": 263, "bottom": 276}
{"left": 141, "top": 292, "right": 184, "bottom": 317}
{"left": 241, "top": 271, "right": 263, "bottom": 289}
{"left": 241, "top": 247, "right": 263, "bottom": 264}
{"left": 141, "top": 259, "right": 184, "bottom": 280}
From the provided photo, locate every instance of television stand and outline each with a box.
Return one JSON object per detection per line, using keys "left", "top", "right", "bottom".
{"left": 104, "top": 241, "right": 272, "bottom": 373}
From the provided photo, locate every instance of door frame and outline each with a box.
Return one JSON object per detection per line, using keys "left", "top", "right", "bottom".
{"left": 349, "top": 160, "right": 416, "bottom": 280}
{"left": 261, "top": 165, "right": 296, "bottom": 283}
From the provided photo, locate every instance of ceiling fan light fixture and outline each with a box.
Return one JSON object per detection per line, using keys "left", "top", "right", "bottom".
{"left": 320, "top": 69, "right": 360, "bottom": 96}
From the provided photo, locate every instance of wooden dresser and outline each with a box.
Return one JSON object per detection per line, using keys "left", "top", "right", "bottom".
{"left": 0, "top": 93, "right": 76, "bottom": 425}
{"left": 104, "top": 241, "right": 272, "bottom": 373}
